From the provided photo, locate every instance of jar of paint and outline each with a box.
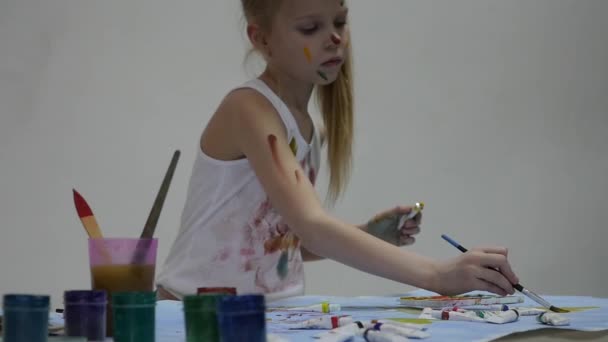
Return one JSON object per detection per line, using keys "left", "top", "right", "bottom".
{"left": 197, "top": 287, "right": 237, "bottom": 296}
{"left": 217, "top": 295, "right": 266, "bottom": 342}
{"left": 88, "top": 238, "right": 158, "bottom": 336}
{"left": 63, "top": 290, "right": 107, "bottom": 341}
{"left": 183, "top": 294, "right": 225, "bottom": 342}
{"left": 111, "top": 292, "right": 156, "bottom": 342}
{"left": 2, "top": 294, "right": 50, "bottom": 342}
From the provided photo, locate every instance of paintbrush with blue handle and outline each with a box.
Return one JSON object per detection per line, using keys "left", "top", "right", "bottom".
{"left": 441, "top": 234, "right": 568, "bottom": 313}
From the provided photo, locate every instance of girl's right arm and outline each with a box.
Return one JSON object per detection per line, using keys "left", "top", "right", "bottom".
{"left": 220, "top": 90, "right": 519, "bottom": 296}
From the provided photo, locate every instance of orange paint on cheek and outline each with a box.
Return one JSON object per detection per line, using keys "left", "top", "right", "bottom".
{"left": 303, "top": 47, "right": 313, "bottom": 63}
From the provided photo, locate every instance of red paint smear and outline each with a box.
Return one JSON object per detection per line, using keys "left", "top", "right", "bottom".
{"left": 295, "top": 169, "right": 301, "bottom": 183}
{"left": 331, "top": 33, "right": 341, "bottom": 45}
{"left": 308, "top": 168, "right": 316, "bottom": 184}
{"left": 331, "top": 316, "right": 339, "bottom": 328}
{"left": 264, "top": 237, "right": 283, "bottom": 254}
{"left": 268, "top": 134, "right": 284, "bottom": 174}
{"left": 213, "top": 247, "right": 231, "bottom": 262}
{"left": 240, "top": 248, "right": 255, "bottom": 256}
{"left": 73, "top": 189, "right": 93, "bottom": 217}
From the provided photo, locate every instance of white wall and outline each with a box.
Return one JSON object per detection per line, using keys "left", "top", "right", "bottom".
{"left": 1, "top": 0, "right": 607, "bottom": 308}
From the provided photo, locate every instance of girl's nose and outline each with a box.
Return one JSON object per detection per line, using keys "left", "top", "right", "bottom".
{"left": 330, "top": 32, "right": 342, "bottom": 45}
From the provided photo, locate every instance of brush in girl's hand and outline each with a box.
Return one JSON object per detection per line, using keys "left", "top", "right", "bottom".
{"left": 441, "top": 234, "right": 568, "bottom": 313}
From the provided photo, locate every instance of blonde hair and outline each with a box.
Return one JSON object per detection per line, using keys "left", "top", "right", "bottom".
{"left": 241, "top": 0, "right": 354, "bottom": 203}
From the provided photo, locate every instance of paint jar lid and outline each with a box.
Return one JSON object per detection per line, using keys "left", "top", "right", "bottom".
{"left": 218, "top": 295, "right": 265, "bottom": 313}
{"left": 197, "top": 287, "right": 237, "bottom": 295}
{"left": 64, "top": 290, "right": 107, "bottom": 304}
{"left": 3, "top": 294, "right": 50, "bottom": 309}
{"left": 112, "top": 292, "right": 156, "bottom": 306}
{"left": 183, "top": 294, "right": 223, "bottom": 311}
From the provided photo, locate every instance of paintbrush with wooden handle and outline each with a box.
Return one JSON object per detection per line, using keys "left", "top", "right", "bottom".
{"left": 132, "top": 150, "right": 180, "bottom": 264}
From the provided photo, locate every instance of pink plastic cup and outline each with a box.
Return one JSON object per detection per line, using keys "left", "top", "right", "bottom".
{"left": 88, "top": 238, "right": 158, "bottom": 336}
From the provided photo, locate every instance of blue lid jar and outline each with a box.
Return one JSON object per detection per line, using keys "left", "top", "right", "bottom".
{"left": 218, "top": 294, "right": 265, "bottom": 313}
{"left": 3, "top": 294, "right": 50, "bottom": 342}
{"left": 217, "top": 295, "right": 266, "bottom": 342}
{"left": 64, "top": 290, "right": 107, "bottom": 304}
{"left": 3, "top": 294, "right": 50, "bottom": 310}
{"left": 64, "top": 290, "right": 107, "bottom": 340}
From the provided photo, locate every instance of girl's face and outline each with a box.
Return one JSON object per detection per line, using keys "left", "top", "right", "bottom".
{"left": 257, "top": 0, "right": 349, "bottom": 85}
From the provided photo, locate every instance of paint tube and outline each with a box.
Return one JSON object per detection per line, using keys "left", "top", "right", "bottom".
{"left": 371, "top": 320, "right": 429, "bottom": 331}
{"left": 443, "top": 310, "right": 485, "bottom": 322}
{"left": 396, "top": 202, "right": 424, "bottom": 230}
{"left": 418, "top": 308, "right": 436, "bottom": 320}
{"left": 288, "top": 302, "right": 341, "bottom": 313}
{"left": 459, "top": 304, "right": 510, "bottom": 311}
{"left": 289, "top": 315, "right": 352, "bottom": 329}
{"left": 516, "top": 307, "right": 547, "bottom": 316}
{"left": 316, "top": 321, "right": 366, "bottom": 338}
{"left": 420, "top": 307, "right": 518, "bottom": 324}
{"left": 363, "top": 328, "right": 410, "bottom": 342}
{"left": 372, "top": 322, "right": 431, "bottom": 339}
{"left": 419, "top": 308, "right": 483, "bottom": 322}
{"left": 480, "top": 309, "right": 519, "bottom": 324}
{"left": 537, "top": 312, "right": 570, "bottom": 326}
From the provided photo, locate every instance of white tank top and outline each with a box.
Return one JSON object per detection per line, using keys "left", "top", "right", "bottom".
{"left": 156, "top": 79, "right": 321, "bottom": 301}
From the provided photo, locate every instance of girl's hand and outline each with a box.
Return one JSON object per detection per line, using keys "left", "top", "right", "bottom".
{"left": 432, "top": 246, "right": 520, "bottom": 296}
{"left": 363, "top": 206, "right": 422, "bottom": 246}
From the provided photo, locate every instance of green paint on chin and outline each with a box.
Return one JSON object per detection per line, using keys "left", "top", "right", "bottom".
{"left": 277, "top": 250, "right": 289, "bottom": 279}
{"left": 317, "top": 70, "right": 328, "bottom": 81}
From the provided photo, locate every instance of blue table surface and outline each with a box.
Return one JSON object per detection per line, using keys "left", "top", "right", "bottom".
{"left": 156, "top": 290, "right": 608, "bottom": 342}
{"left": 2, "top": 290, "right": 607, "bottom": 341}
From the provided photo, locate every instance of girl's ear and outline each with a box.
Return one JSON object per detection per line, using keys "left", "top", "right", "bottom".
{"left": 247, "top": 24, "right": 272, "bottom": 58}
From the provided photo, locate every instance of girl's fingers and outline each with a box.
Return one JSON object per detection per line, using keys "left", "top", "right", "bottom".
{"left": 473, "top": 246, "right": 508, "bottom": 256}
{"left": 399, "top": 236, "right": 416, "bottom": 246}
{"left": 400, "top": 226, "right": 420, "bottom": 236}
{"left": 475, "top": 278, "right": 509, "bottom": 297}
{"left": 479, "top": 253, "right": 519, "bottom": 285}
{"left": 478, "top": 266, "right": 515, "bottom": 295}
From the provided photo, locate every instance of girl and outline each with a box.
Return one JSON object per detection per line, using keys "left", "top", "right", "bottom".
{"left": 156, "top": 0, "right": 519, "bottom": 301}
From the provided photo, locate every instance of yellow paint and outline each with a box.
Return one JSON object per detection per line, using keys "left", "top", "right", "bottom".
{"left": 289, "top": 138, "right": 298, "bottom": 155}
{"left": 303, "top": 47, "right": 312, "bottom": 63}
{"left": 396, "top": 307, "right": 423, "bottom": 315}
{"left": 536, "top": 306, "right": 599, "bottom": 313}
{"left": 387, "top": 318, "right": 433, "bottom": 325}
